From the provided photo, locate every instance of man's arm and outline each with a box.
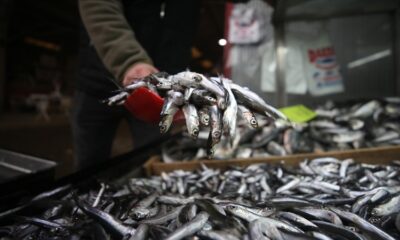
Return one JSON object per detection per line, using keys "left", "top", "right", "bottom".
{"left": 79, "top": 0, "right": 156, "bottom": 84}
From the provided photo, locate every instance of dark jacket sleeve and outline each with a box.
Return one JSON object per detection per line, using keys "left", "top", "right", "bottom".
{"left": 79, "top": 0, "right": 153, "bottom": 82}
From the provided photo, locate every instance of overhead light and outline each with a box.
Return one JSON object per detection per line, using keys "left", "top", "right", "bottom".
{"left": 348, "top": 49, "right": 391, "bottom": 69}
{"left": 218, "top": 38, "right": 227, "bottom": 46}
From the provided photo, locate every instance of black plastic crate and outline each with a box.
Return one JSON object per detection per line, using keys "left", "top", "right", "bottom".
{"left": 0, "top": 149, "right": 56, "bottom": 210}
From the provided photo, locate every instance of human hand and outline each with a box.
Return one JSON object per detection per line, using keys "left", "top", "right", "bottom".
{"left": 122, "top": 62, "right": 158, "bottom": 87}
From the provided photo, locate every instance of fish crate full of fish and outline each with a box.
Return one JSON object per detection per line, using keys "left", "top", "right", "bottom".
{"left": 157, "top": 98, "right": 400, "bottom": 163}
{"left": 144, "top": 144, "right": 400, "bottom": 176}
{"left": 2, "top": 156, "right": 400, "bottom": 240}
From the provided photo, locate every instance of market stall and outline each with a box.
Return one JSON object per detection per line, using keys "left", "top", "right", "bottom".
{"left": 1, "top": 0, "right": 400, "bottom": 239}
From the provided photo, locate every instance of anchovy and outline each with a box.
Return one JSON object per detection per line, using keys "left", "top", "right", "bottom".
{"left": 222, "top": 78, "right": 238, "bottom": 140}
{"left": 130, "top": 193, "right": 158, "bottom": 219}
{"left": 164, "top": 211, "right": 209, "bottom": 240}
{"left": 170, "top": 91, "right": 184, "bottom": 106}
{"left": 75, "top": 198, "right": 134, "bottom": 239}
{"left": 178, "top": 203, "right": 197, "bottom": 225}
{"left": 125, "top": 80, "right": 147, "bottom": 91}
{"left": 312, "top": 220, "right": 364, "bottom": 240}
{"left": 183, "top": 87, "right": 194, "bottom": 103}
{"left": 351, "top": 100, "right": 380, "bottom": 118}
{"left": 332, "top": 131, "right": 364, "bottom": 143}
{"left": 372, "top": 195, "right": 400, "bottom": 217}
{"left": 374, "top": 131, "right": 400, "bottom": 143}
{"left": 230, "top": 83, "right": 287, "bottom": 120}
{"left": 249, "top": 218, "right": 284, "bottom": 240}
{"left": 198, "top": 230, "right": 240, "bottom": 240}
{"left": 238, "top": 105, "right": 258, "bottom": 128}
{"left": 174, "top": 72, "right": 225, "bottom": 97}
{"left": 294, "top": 208, "right": 343, "bottom": 225}
{"left": 159, "top": 95, "right": 180, "bottom": 133}
{"left": 277, "top": 211, "right": 318, "bottom": 231}
{"left": 339, "top": 158, "right": 354, "bottom": 178}
{"left": 225, "top": 204, "right": 269, "bottom": 222}
{"left": 276, "top": 178, "right": 301, "bottom": 194}
{"left": 370, "top": 189, "right": 391, "bottom": 204}
{"left": 157, "top": 195, "right": 194, "bottom": 205}
{"left": 198, "top": 107, "right": 210, "bottom": 126}
{"left": 190, "top": 89, "right": 217, "bottom": 106}
{"left": 130, "top": 224, "right": 149, "bottom": 240}
{"left": 104, "top": 91, "right": 129, "bottom": 106}
{"left": 331, "top": 208, "right": 396, "bottom": 240}
{"left": 209, "top": 105, "right": 222, "bottom": 146}
{"left": 156, "top": 78, "right": 173, "bottom": 90}
{"left": 141, "top": 206, "right": 184, "bottom": 225}
{"left": 182, "top": 104, "right": 200, "bottom": 139}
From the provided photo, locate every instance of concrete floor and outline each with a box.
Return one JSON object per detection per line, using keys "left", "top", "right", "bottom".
{"left": 0, "top": 113, "right": 134, "bottom": 178}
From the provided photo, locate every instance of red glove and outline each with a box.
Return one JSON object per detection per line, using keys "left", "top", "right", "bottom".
{"left": 122, "top": 63, "right": 184, "bottom": 123}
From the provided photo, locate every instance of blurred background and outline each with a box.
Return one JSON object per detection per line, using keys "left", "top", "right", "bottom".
{"left": 0, "top": 0, "right": 398, "bottom": 178}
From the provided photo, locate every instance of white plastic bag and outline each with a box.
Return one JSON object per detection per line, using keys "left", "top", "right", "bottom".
{"left": 304, "top": 35, "right": 344, "bottom": 95}
{"left": 261, "top": 21, "right": 344, "bottom": 96}
{"left": 228, "top": 0, "right": 271, "bottom": 44}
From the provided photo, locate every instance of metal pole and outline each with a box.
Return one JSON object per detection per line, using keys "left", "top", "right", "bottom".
{"left": 395, "top": 8, "right": 400, "bottom": 96}
{"left": 0, "top": 1, "right": 6, "bottom": 113}
{"left": 0, "top": 0, "right": 10, "bottom": 114}
{"left": 273, "top": 0, "right": 287, "bottom": 107}
{"left": 274, "top": 23, "right": 287, "bottom": 107}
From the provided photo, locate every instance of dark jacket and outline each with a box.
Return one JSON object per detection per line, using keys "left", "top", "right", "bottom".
{"left": 77, "top": 0, "right": 198, "bottom": 98}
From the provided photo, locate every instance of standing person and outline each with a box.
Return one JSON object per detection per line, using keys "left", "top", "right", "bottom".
{"left": 74, "top": 0, "right": 199, "bottom": 169}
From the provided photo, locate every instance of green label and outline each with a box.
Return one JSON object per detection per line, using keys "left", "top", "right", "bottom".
{"left": 279, "top": 104, "right": 316, "bottom": 123}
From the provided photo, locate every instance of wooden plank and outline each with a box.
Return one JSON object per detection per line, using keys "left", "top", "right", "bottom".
{"left": 144, "top": 146, "right": 400, "bottom": 176}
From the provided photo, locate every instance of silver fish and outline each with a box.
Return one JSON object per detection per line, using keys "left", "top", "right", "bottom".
{"left": 332, "top": 131, "right": 364, "bottom": 143}
{"left": 230, "top": 83, "right": 287, "bottom": 121}
{"left": 238, "top": 105, "right": 258, "bottom": 128}
{"left": 198, "top": 108, "right": 210, "bottom": 126}
{"left": 372, "top": 195, "right": 400, "bottom": 217}
{"left": 351, "top": 100, "right": 380, "bottom": 118}
{"left": 222, "top": 78, "right": 238, "bottom": 140}
{"left": 182, "top": 104, "right": 200, "bottom": 139}
{"left": 164, "top": 211, "right": 209, "bottom": 240}
{"left": 173, "top": 71, "right": 225, "bottom": 96}
{"left": 209, "top": 105, "right": 222, "bottom": 145}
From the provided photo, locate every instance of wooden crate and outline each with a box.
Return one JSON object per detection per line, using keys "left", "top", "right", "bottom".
{"left": 143, "top": 146, "right": 400, "bottom": 176}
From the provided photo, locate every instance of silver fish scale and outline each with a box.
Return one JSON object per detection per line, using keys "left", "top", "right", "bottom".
{"left": 6, "top": 165, "right": 400, "bottom": 238}
{"left": 104, "top": 71, "right": 287, "bottom": 158}
{"left": 85, "top": 158, "right": 394, "bottom": 239}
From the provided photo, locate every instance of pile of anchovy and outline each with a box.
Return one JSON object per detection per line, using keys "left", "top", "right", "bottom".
{"left": 104, "top": 71, "right": 287, "bottom": 158}
{"left": 161, "top": 98, "right": 400, "bottom": 162}
{"left": 2, "top": 158, "right": 400, "bottom": 239}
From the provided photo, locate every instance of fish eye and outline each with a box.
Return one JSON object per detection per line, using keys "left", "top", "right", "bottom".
{"left": 193, "top": 129, "right": 199, "bottom": 136}
{"left": 193, "top": 75, "right": 202, "bottom": 82}
{"left": 213, "top": 132, "right": 220, "bottom": 138}
{"left": 370, "top": 218, "right": 378, "bottom": 223}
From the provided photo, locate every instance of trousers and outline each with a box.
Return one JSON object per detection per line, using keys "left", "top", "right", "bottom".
{"left": 71, "top": 91, "right": 161, "bottom": 169}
